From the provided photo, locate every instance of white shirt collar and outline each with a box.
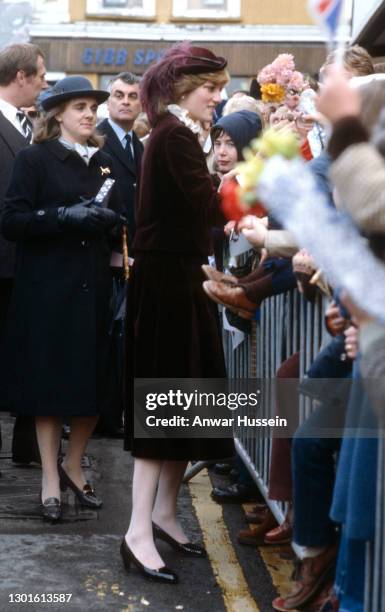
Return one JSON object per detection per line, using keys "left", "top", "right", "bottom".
{"left": 108, "top": 118, "right": 133, "bottom": 147}
{"left": 59, "top": 137, "right": 99, "bottom": 165}
{"left": 0, "top": 98, "right": 26, "bottom": 136}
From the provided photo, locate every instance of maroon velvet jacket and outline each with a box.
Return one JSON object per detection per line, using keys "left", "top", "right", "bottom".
{"left": 133, "top": 112, "right": 222, "bottom": 256}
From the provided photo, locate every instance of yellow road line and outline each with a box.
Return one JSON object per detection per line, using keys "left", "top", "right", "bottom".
{"left": 242, "top": 503, "right": 294, "bottom": 600}
{"left": 189, "top": 469, "right": 259, "bottom": 612}
{"left": 258, "top": 546, "right": 294, "bottom": 599}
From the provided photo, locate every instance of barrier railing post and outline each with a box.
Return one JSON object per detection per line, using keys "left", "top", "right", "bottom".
{"left": 225, "top": 288, "right": 326, "bottom": 524}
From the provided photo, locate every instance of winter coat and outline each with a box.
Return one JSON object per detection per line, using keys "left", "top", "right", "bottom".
{"left": 1, "top": 139, "right": 122, "bottom": 417}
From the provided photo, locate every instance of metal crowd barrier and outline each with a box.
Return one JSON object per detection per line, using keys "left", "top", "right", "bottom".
{"left": 224, "top": 286, "right": 384, "bottom": 609}
{"left": 224, "top": 288, "right": 326, "bottom": 523}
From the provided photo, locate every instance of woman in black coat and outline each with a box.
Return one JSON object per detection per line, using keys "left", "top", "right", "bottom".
{"left": 122, "top": 43, "right": 234, "bottom": 583}
{"left": 1, "top": 76, "right": 123, "bottom": 521}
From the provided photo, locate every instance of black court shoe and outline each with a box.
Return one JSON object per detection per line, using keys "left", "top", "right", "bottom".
{"left": 58, "top": 462, "right": 102, "bottom": 509}
{"left": 152, "top": 522, "right": 207, "bottom": 557}
{"left": 39, "top": 492, "right": 61, "bottom": 522}
{"left": 120, "top": 538, "right": 178, "bottom": 584}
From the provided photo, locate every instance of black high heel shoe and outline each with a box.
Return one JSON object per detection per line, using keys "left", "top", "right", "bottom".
{"left": 58, "top": 462, "right": 102, "bottom": 508}
{"left": 152, "top": 522, "right": 207, "bottom": 557}
{"left": 39, "top": 491, "right": 61, "bottom": 522}
{"left": 120, "top": 538, "right": 178, "bottom": 584}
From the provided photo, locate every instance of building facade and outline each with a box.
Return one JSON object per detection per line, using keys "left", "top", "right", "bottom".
{"left": 26, "top": 0, "right": 333, "bottom": 89}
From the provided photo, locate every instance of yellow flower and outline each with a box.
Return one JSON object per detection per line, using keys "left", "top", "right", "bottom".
{"left": 232, "top": 128, "right": 300, "bottom": 210}
{"left": 258, "top": 128, "right": 299, "bottom": 159}
{"left": 261, "top": 83, "right": 286, "bottom": 103}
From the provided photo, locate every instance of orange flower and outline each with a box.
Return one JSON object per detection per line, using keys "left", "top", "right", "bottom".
{"left": 261, "top": 83, "right": 286, "bottom": 103}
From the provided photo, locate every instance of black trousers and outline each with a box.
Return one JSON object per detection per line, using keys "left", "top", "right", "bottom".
{"left": 0, "top": 278, "right": 40, "bottom": 462}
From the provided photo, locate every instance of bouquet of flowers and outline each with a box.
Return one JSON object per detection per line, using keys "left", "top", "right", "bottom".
{"left": 220, "top": 128, "right": 300, "bottom": 221}
{"left": 257, "top": 53, "right": 306, "bottom": 107}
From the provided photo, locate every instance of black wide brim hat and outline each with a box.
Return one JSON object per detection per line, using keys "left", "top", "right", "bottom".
{"left": 40, "top": 75, "right": 109, "bottom": 111}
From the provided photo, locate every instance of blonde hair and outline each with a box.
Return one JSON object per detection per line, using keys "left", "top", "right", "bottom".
{"left": 152, "top": 69, "right": 229, "bottom": 119}
{"left": 174, "top": 69, "right": 229, "bottom": 100}
{"left": 34, "top": 102, "right": 104, "bottom": 147}
{"left": 323, "top": 45, "right": 374, "bottom": 77}
{"left": 222, "top": 94, "right": 262, "bottom": 120}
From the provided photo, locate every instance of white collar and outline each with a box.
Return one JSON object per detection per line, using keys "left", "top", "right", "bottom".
{"left": 108, "top": 118, "right": 133, "bottom": 144}
{"left": 167, "top": 104, "right": 202, "bottom": 135}
{"left": 0, "top": 98, "right": 18, "bottom": 120}
{"left": 0, "top": 98, "right": 25, "bottom": 135}
{"left": 59, "top": 137, "right": 99, "bottom": 165}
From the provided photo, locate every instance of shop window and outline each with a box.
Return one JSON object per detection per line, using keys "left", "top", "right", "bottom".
{"left": 172, "top": 0, "right": 240, "bottom": 18}
{"left": 86, "top": 0, "right": 155, "bottom": 17}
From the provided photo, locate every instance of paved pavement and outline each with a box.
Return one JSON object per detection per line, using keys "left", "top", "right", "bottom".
{"left": 0, "top": 414, "right": 291, "bottom": 612}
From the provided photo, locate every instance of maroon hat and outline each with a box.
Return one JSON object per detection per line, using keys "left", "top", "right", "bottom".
{"left": 174, "top": 46, "right": 227, "bottom": 76}
{"left": 140, "top": 42, "right": 228, "bottom": 125}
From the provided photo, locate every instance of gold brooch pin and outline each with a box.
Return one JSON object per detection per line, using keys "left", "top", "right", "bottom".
{"left": 100, "top": 166, "right": 111, "bottom": 176}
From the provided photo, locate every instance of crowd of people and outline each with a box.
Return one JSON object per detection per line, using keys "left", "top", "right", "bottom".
{"left": 0, "top": 38, "right": 384, "bottom": 612}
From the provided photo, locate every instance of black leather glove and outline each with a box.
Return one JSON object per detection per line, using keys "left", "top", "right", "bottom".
{"left": 58, "top": 198, "right": 126, "bottom": 234}
{"left": 57, "top": 203, "right": 105, "bottom": 234}
{"left": 93, "top": 207, "right": 122, "bottom": 230}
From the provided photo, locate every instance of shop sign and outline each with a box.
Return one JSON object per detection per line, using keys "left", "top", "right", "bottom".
{"left": 82, "top": 46, "right": 165, "bottom": 67}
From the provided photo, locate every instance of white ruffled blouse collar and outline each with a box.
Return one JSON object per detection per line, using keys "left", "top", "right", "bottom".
{"left": 167, "top": 104, "right": 202, "bottom": 135}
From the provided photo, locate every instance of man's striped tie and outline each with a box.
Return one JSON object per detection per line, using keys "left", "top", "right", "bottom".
{"left": 16, "top": 110, "right": 33, "bottom": 143}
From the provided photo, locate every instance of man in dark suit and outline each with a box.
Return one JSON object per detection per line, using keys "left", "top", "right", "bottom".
{"left": 96, "top": 73, "right": 144, "bottom": 437}
{"left": 98, "top": 72, "right": 144, "bottom": 243}
{"left": 0, "top": 43, "right": 47, "bottom": 461}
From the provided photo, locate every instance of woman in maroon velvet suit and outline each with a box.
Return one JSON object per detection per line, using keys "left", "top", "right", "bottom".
{"left": 121, "top": 43, "right": 234, "bottom": 583}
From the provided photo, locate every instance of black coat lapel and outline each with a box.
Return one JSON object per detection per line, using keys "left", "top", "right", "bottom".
{"left": 0, "top": 111, "right": 29, "bottom": 155}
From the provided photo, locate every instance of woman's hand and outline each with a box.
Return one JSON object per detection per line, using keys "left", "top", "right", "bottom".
{"left": 316, "top": 66, "right": 361, "bottom": 124}
{"left": 96, "top": 207, "right": 124, "bottom": 230}
{"left": 57, "top": 203, "right": 123, "bottom": 234}
{"left": 57, "top": 203, "right": 105, "bottom": 233}
{"left": 344, "top": 325, "right": 358, "bottom": 360}
{"left": 238, "top": 215, "right": 268, "bottom": 248}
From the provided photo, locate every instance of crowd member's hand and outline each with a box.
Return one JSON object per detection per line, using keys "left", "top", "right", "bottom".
{"left": 340, "top": 290, "right": 374, "bottom": 328}
{"left": 316, "top": 66, "right": 361, "bottom": 124}
{"left": 218, "top": 168, "right": 238, "bottom": 193}
{"left": 295, "top": 113, "right": 316, "bottom": 141}
{"left": 272, "top": 120, "right": 299, "bottom": 140}
{"left": 260, "top": 247, "right": 268, "bottom": 265}
{"left": 224, "top": 220, "right": 236, "bottom": 236}
{"left": 238, "top": 215, "right": 268, "bottom": 248}
{"left": 325, "top": 300, "right": 349, "bottom": 336}
{"left": 259, "top": 216, "right": 268, "bottom": 227}
{"left": 344, "top": 325, "right": 358, "bottom": 360}
{"left": 310, "top": 110, "right": 328, "bottom": 128}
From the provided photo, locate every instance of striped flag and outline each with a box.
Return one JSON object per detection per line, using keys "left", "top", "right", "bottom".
{"left": 308, "top": 0, "right": 344, "bottom": 38}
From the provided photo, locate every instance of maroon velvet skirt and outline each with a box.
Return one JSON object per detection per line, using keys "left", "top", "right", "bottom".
{"left": 124, "top": 251, "right": 234, "bottom": 461}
